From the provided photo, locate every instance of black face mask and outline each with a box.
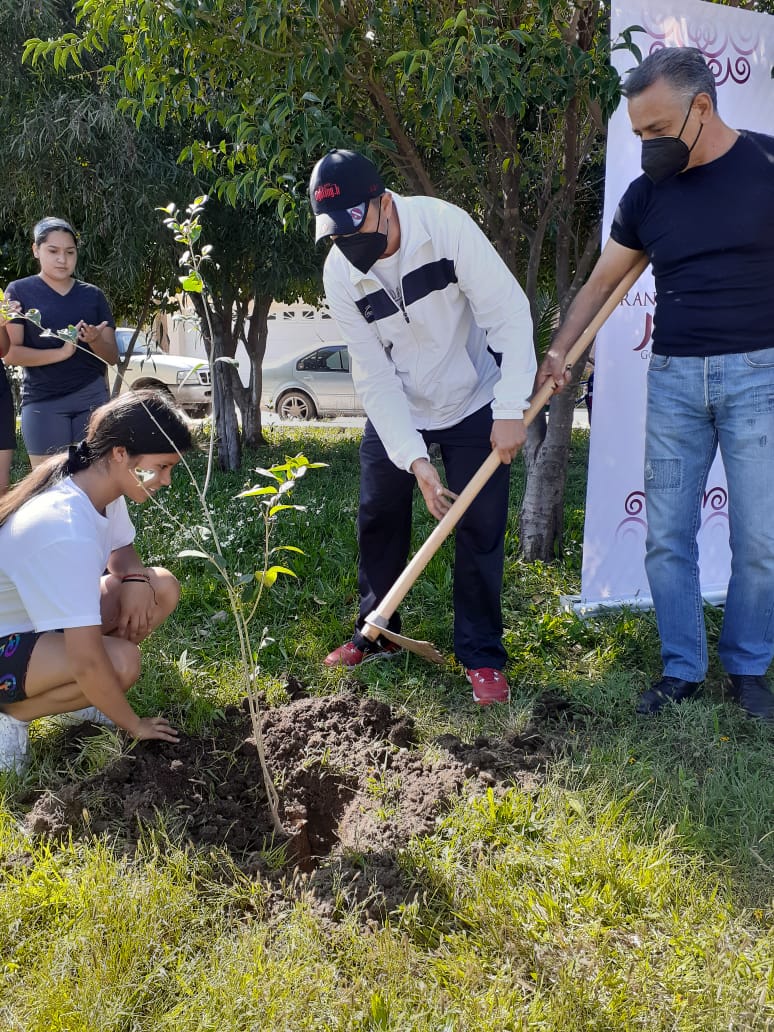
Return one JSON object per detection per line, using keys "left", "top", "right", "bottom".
{"left": 334, "top": 205, "right": 388, "bottom": 274}
{"left": 641, "top": 101, "right": 703, "bottom": 184}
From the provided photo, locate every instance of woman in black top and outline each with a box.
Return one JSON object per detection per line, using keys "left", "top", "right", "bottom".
{"left": 4, "top": 217, "right": 118, "bottom": 468}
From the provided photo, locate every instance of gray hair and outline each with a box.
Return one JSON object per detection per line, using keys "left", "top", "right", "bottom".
{"left": 621, "top": 47, "right": 717, "bottom": 111}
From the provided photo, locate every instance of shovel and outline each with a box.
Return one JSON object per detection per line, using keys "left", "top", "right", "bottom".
{"left": 361, "top": 256, "right": 650, "bottom": 663}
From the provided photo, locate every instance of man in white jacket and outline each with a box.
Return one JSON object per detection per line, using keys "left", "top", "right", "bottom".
{"left": 310, "top": 149, "right": 536, "bottom": 704}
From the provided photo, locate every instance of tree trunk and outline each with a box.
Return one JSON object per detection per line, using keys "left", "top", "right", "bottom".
{"left": 210, "top": 310, "right": 242, "bottom": 471}
{"left": 193, "top": 295, "right": 242, "bottom": 471}
{"left": 518, "top": 71, "right": 600, "bottom": 561}
{"left": 519, "top": 387, "right": 579, "bottom": 561}
{"left": 238, "top": 294, "right": 270, "bottom": 449}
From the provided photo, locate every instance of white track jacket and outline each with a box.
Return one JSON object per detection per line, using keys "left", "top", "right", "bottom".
{"left": 322, "top": 192, "right": 536, "bottom": 471}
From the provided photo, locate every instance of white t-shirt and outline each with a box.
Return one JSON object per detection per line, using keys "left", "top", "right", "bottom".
{"left": 0, "top": 477, "right": 135, "bottom": 635}
{"left": 372, "top": 250, "right": 403, "bottom": 308}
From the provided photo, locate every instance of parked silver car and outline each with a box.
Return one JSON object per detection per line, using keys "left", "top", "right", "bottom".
{"left": 111, "top": 328, "right": 212, "bottom": 418}
{"left": 261, "top": 343, "right": 364, "bottom": 420}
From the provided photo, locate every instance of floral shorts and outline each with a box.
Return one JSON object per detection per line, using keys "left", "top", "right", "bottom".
{"left": 0, "top": 631, "right": 41, "bottom": 704}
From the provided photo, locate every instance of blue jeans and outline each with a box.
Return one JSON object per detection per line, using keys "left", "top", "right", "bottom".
{"left": 645, "top": 349, "right": 774, "bottom": 681}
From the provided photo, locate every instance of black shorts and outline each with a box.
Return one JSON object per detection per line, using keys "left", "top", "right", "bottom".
{"left": 0, "top": 631, "right": 41, "bottom": 704}
{"left": 0, "top": 387, "right": 16, "bottom": 451}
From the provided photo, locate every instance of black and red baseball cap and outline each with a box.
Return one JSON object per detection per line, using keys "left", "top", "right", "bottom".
{"left": 309, "top": 149, "right": 385, "bottom": 242}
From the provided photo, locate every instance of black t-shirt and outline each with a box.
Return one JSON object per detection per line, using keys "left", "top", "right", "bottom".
{"left": 4, "top": 276, "right": 115, "bottom": 403}
{"left": 610, "top": 131, "right": 774, "bottom": 356}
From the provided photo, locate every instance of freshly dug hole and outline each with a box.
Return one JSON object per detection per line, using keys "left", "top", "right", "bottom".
{"left": 22, "top": 690, "right": 566, "bottom": 921}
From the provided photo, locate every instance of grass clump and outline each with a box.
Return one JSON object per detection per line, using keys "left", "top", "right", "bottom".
{"left": 1, "top": 788, "right": 769, "bottom": 1031}
{"left": 1, "top": 425, "right": 772, "bottom": 1030}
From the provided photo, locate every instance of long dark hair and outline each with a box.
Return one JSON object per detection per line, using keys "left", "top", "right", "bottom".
{"left": 0, "top": 390, "right": 193, "bottom": 528}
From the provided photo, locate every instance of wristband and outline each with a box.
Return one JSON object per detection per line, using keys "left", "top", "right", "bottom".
{"left": 121, "top": 574, "right": 157, "bottom": 604}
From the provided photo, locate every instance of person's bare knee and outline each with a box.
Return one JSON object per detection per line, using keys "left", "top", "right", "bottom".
{"left": 149, "top": 568, "right": 180, "bottom": 621}
{"left": 106, "top": 638, "right": 142, "bottom": 692}
{"left": 100, "top": 573, "right": 123, "bottom": 632}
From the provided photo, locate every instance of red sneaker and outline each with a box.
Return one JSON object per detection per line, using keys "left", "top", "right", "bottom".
{"left": 466, "top": 667, "right": 510, "bottom": 705}
{"left": 323, "top": 638, "right": 402, "bottom": 669}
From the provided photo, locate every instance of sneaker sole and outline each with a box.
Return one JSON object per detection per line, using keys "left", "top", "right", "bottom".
{"left": 360, "top": 648, "right": 402, "bottom": 666}
{"left": 53, "top": 713, "right": 116, "bottom": 728}
{"left": 471, "top": 690, "right": 510, "bottom": 705}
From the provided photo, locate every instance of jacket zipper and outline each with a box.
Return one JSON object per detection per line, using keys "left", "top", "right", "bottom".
{"left": 395, "top": 275, "right": 410, "bottom": 323}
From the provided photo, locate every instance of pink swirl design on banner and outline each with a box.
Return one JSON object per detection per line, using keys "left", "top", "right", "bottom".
{"left": 624, "top": 491, "right": 646, "bottom": 515}
{"left": 615, "top": 490, "right": 647, "bottom": 544}
{"left": 701, "top": 484, "right": 729, "bottom": 535}
{"left": 708, "top": 55, "right": 752, "bottom": 85}
{"left": 641, "top": 11, "right": 757, "bottom": 85}
{"left": 702, "top": 485, "right": 727, "bottom": 512}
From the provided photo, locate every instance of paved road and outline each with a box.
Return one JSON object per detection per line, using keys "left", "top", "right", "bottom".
{"left": 261, "top": 408, "right": 591, "bottom": 430}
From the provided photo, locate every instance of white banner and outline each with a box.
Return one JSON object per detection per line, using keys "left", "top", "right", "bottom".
{"left": 577, "top": 0, "right": 774, "bottom": 611}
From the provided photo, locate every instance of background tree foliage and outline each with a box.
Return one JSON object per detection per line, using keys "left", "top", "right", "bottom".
{"left": 30, "top": 0, "right": 631, "bottom": 552}
{"left": 0, "top": 0, "right": 186, "bottom": 317}
{"left": 2, "top": 0, "right": 324, "bottom": 470}
{"left": 181, "top": 203, "right": 322, "bottom": 467}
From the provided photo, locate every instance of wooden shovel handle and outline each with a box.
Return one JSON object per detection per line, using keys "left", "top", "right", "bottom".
{"left": 363, "top": 255, "right": 650, "bottom": 637}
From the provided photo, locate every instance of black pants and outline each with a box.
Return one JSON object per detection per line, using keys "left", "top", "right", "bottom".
{"left": 353, "top": 404, "right": 510, "bottom": 669}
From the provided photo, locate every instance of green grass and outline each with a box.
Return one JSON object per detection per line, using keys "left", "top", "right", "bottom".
{"left": 1, "top": 426, "right": 772, "bottom": 1030}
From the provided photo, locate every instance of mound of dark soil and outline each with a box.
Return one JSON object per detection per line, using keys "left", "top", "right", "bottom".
{"left": 22, "top": 690, "right": 567, "bottom": 923}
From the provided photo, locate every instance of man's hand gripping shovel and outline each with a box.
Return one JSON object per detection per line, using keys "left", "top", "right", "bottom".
{"left": 361, "top": 257, "right": 650, "bottom": 663}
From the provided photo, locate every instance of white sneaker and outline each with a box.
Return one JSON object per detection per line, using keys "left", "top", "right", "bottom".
{"left": 53, "top": 707, "right": 115, "bottom": 728}
{"left": 0, "top": 712, "right": 30, "bottom": 773}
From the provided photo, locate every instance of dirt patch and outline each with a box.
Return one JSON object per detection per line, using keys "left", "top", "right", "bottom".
{"left": 22, "top": 689, "right": 567, "bottom": 923}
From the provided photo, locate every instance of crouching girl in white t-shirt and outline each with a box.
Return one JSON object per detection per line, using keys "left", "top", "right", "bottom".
{"left": 0, "top": 388, "right": 194, "bottom": 773}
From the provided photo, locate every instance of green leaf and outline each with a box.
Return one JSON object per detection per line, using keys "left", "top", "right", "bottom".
{"left": 237, "top": 485, "right": 278, "bottom": 498}
{"left": 257, "top": 565, "right": 297, "bottom": 588}
{"left": 179, "top": 272, "right": 204, "bottom": 293}
{"left": 268, "top": 503, "right": 305, "bottom": 516}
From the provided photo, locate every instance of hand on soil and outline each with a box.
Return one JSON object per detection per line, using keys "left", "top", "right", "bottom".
{"left": 133, "top": 716, "right": 179, "bottom": 742}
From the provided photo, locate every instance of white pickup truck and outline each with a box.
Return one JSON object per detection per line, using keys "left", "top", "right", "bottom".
{"left": 112, "top": 328, "right": 212, "bottom": 418}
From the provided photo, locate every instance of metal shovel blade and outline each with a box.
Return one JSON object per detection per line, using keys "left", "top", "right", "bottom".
{"left": 363, "top": 616, "right": 445, "bottom": 664}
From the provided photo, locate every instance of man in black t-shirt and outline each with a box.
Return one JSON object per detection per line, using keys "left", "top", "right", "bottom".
{"left": 537, "top": 46, "right": 774, "bottom": 722}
